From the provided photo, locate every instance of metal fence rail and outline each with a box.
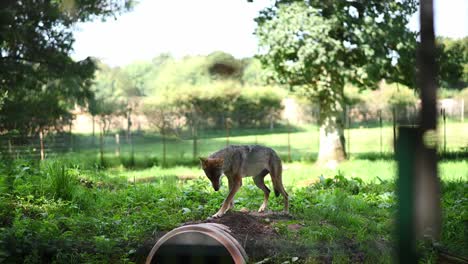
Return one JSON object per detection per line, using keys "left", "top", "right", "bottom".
{"left": 1, "top": 104, "right": 466, "bottom": 162}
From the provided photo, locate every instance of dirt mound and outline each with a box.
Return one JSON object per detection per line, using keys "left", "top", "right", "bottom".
{"left": 196, "top": 211, "right": 280, "bottom": 238}
{"left": 185, "top": 211, "right": 305, "bottom": 261}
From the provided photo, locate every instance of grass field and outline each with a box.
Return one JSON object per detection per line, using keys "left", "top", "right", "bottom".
{"left": 0, "top": 124, "right": 467, "bottom": 263}
{"left": 66, "top": 121, "right": 468, "bottom": 167}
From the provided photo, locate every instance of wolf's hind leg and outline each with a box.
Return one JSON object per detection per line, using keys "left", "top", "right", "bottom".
{"left": 270, "top": 165, "right": 289, "bottom": 214}
{"left": 254, "top": 169, "right": 271, "bottom": 213}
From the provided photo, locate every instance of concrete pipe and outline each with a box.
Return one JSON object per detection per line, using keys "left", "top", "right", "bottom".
{"left": 146, "top": 223, "right": 248, "bottom": 264}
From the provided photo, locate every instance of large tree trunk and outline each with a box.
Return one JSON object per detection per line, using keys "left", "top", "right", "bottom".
{"left": 317, "top": 114, "right": 346, "bottom": 164}
{"left": 316, "top": 83, "right": 347, "bottom": 164}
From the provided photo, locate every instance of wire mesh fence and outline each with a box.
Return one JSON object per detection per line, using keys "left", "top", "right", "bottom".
{"left": 1, "top": 101, "right": 467, "bottom": 164}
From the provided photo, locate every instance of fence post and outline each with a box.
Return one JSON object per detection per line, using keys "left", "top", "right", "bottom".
{"left": 392, "top": 107, "right": 397, "bottom": 153}
{"left": 8, "top": 138, "right": 12, "bottom": 154}
{"left": 127, "top": 129, "right": 134, "bottom": 167}
{"left": 378, "top": 110, "right": 383, "bottom": 155}
{"left": 99, "top": 126, "right": 104, "bottom": 166}
{"left": 225, "top": 117, "right": 230, "bottom": 147}
{"left": 317, "top": 106, "right": 321, "bottom": 156}
{"left": 441, "top": 108, "right": 446, "bottom": 153}
{"left": 69, "top": 122, "right": 73, "bottom": 152}
{"left": 162, "top": 123, "right": 167, "bottom": 167}
{"left": 346, "top": 105, "right": 350, "bottom": 157}
{"left": 115, "top": 133, "right": 120, "bottom": 157}
{"left": 39, "top": 130, "right": 45, "bottom": 161}
{"left": 287, "top": 119, "right": 291, "bottom": 162}
{"left": 192, "top": 113, "right": 198, "bottom": 160}
{"left": 461, "top": 99, "right": 464, "bottom": 122}
{"left": 92, "top": 115, "right": 95, "bottom": 146}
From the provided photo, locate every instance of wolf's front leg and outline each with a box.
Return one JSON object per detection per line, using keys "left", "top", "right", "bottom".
{"left": 212, "top": 179, "right": 241, "bottom": 218}
{"left": 227, "top": 178, "right": 235, "bottom": 210}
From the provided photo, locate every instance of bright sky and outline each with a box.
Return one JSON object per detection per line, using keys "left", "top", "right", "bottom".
{"left": 72, "top": 0, "right": 468, "bottom": 67}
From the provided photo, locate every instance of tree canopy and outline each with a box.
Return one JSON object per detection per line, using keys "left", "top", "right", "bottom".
{"left": 435, "top": 37, "right": 468, "bottom": 88}
{"left": 255, "top": 0, "right": 418, "bottom": 162}
{"left": 0, "top": 0, "right": 134, "bottom": 134}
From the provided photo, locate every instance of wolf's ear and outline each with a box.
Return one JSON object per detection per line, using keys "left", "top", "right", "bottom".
{"left": 199, "top": 157, "right": 208, "bottom": 167}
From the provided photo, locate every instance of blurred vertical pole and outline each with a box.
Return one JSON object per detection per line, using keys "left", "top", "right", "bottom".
{"left": 396, "top": 127, "right": 417, "bottom": 263}
{"left": 397, "top": 0, "right": 441, "bottom": 262}
{"left": 115, "top": 133, "right": 120, "bottom": 157}
{"left": 378, "top": 110, "right": 383, "bottom": 155}
{"left": 39, "top": 130, "right": 45, "bottom": 161}
{"left": 287, "top": 119, "right": 291, "bottom": 162}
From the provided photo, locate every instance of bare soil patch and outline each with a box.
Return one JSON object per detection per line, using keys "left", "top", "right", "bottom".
{"left": 134, "top": 211, "right": 367, "bottom": 263}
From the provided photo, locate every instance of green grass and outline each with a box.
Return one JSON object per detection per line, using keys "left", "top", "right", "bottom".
{"left": 1, "top": 122, "right": 467, "bottom": 263}
{"left": 66, "top": 122, "right": 467, "bottom": 167}
{"left": 1, "top": 158, "right": 466, "bottom": 263}
{"left": 105, "top": 159, "right": 467, "bottom": 187}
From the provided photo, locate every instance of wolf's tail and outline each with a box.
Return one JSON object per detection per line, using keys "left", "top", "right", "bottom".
{"left": 269, "top": 151, "right": 289, "bottom": 212}
{"left": 269, "top": 152, "right": 287, "bottom": 198}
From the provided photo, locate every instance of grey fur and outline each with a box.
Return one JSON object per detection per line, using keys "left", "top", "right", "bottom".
{"left": 202, "top": 145, "right": 289, "bottom": 217}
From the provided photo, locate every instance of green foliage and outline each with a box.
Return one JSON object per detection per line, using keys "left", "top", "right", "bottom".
{"left": 254, "top": 0, "right": 418, "bottom": 161}
{"left": 142, "top": 82, "right": 285, "bottom": 130}
{"left": 207, "top": 51, "right": 243, "bottom": 80}
{"left": 43, "top": 162, "right": 77, "bottom": 201}
{"left": 436, "top": 37, "right": 468, "bottom": 88}
{"left": 344, "top": 81, "right": 419, "bottom": 123}
{"left": 0, "top": 158, "right": 466, "bottom": 263}
{"left": 0, "top": 1, "right": 134, "bottom": 135}
{"left": 456, "top": 87, "right": 468, "bottom": 102}
{"left": 241, "top": 58, "right": 266, "bottom": 85}
{"left": 255, "top": 0, "right": 418, "bottom": 98}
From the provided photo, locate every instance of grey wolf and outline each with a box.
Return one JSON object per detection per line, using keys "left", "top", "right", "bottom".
{"left": 200, "top": 145, "right": 289, "bottom": 218}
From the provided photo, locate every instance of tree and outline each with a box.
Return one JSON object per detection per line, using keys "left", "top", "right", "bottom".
{"left": 89, "top": 61, "right": 141, "bottom": 136}
{"left": 0, "top": 0, "right": 134, "bottom": 135}
{"left": 435, "top": 37, "right": 467, "bottom": 88}
{"left": 255, "top": 0, "right": 418, "bottom": 163}
{"left": 207, "top": 51, "right": 243, "bottom": 80}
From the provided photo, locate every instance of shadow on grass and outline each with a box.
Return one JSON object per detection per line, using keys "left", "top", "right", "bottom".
{"left": 351, "top": 150, "right": 468, "bottom": 161}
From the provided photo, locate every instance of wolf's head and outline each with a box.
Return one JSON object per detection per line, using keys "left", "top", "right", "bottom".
{"left": 199, "top": 157, "right": 224, "bottom": 191}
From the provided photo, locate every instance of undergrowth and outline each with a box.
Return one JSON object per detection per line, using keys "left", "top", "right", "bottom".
{"left": 0, "top": 158, "right": 466, "bottom": 263}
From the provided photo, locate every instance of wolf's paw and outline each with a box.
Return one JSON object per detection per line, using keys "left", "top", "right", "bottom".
{"left": 258, "top": 206, "right": 267, "bottom": 213}
{"left": 212, "top": 211, "right": 224, "bottom": 218}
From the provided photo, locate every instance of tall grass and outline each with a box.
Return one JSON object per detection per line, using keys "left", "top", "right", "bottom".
{"left": 42, "top": 161, "right": 76, "bottom": 201}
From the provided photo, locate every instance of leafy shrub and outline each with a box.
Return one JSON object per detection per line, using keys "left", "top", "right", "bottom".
{"left": 314, "top": 171, "right": 364, "bottom": 195}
